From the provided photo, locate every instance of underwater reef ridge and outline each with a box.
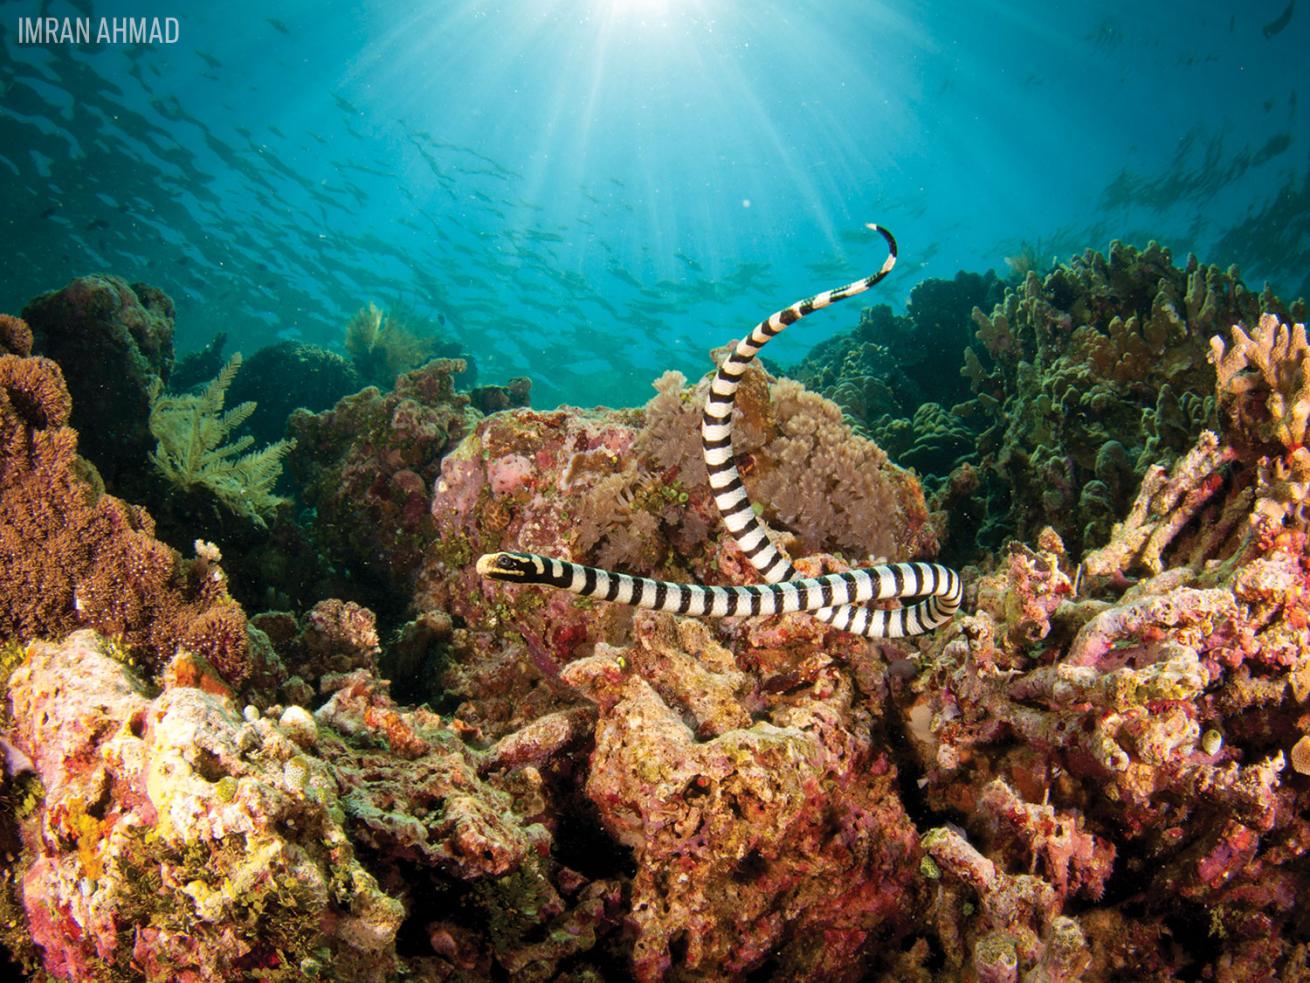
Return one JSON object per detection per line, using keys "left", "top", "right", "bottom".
{"left": 1, "top": 267, "right": 1310, "bottom": 980}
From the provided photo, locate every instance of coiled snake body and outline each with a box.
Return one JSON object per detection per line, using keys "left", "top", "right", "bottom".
{"left": 477, "top": 225, "right": 963, "bottom": 638}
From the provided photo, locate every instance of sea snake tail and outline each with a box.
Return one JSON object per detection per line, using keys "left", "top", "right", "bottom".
{"left": 701, "top": 223, "right": 959, "bottom": 636}
{"left": 476, "top": 552, "right": 962, "bottom": 638}
{"left": 477, "top": 223, "right": 963, "bottom": 638}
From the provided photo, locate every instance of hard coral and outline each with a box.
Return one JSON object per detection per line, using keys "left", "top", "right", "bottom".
{"left": 960, "top": 241, "right": 1302, "bottom": 556}
{"left": 897, "top": 323, "right": 1310, "bottom": 978}
{"left": 561, "top": 613, "right": 920, "bottom": 983}
{"left": 5, "top": 631, "right": 405, "bottom": 981}
{"left": 790, "top": 270, "right": 1005, "bottom": 436}
{"left": 0, "top": 350, "right": 252, "bottom": 685}
{"left": 288, "top": 357, "right": 475, "bottom": 599}
{"left": 22, "top": 275, "right": 175, "bottom": 495}
{"left": 1211, "top": 312, "right": 1310, "bottom": 455}
{"left": 226, "top": 339, "right": 362, "bottom": 446}
{"left": 0, "top": 314, "right": 33, "bottom": 357}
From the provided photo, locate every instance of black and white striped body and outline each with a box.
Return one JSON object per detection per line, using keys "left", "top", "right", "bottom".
{"left": 478, "top": 224, "right": 963, "bottom": 638}
{"left": 475, "top": 552, "right": 961, "bottom": 638}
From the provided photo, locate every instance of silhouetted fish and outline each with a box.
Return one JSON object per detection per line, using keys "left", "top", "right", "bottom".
{"left": 1263, "top": 1, "right": 1295, "bottom": 38}
{"left": 266, "top": 17, "right": 291, "bottom": 35}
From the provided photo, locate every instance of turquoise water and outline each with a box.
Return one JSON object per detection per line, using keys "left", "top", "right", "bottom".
{"left": 2, "top": 0, "right": 1306, "bottom": 407}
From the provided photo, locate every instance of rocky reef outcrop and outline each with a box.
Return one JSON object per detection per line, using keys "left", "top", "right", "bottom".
{"left": 3, "top": 277, "right": 1310, "bottom": 980}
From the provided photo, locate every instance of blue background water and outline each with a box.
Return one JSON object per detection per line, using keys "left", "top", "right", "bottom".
{"left": 2, "top": 0, "right": 1306, "bottom": 408}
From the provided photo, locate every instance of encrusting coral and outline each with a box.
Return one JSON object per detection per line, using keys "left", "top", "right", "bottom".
{"left": 288, "top": 357, "right": 478, "bottom": 602}
{"left": 148, "top": 353, "right": 295, "bottom": 527}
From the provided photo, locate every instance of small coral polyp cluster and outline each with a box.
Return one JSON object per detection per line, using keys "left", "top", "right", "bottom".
{"left": 2, "top": 244, "right": 1310, "bottom": 981}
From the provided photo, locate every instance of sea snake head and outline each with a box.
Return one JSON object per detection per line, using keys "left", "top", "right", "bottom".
{"left": 476, "top": 551, "right": 545, "bottom": 581}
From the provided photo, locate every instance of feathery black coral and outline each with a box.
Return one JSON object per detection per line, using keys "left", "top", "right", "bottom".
{"left": 148, "top": 353, "right": 294, "bottom": 526}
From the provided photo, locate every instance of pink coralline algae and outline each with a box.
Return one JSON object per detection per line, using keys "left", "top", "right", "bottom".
{"left": 561, "top": 612, "right": 920, "bottom": 982}
{"left": 420, "top": 363, "right": 936, "bottom": 733}
{"left": 5, "top": 631, "right": 405, "bottom": 981}
{"left": 287, "top": 357, "right": 476, "bottom": 592}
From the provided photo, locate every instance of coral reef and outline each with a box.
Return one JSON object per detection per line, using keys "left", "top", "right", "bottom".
{"left": 0, "top": 343, "right": 253, "bottom": 685}
{"left": 148, "top": 354, "right": 295, "bottom": 527}
{"left": 0, "top": 314, "right": 34, "bottom": 357}
{"left": 6, "top": 267, "right": 1310, "bottom": 980}
{"left": 225, "top": 340, "right": 362, "bottom": 447}
{"left": 288, "top": 358, "right": 478, "bottom": 606}
{"left": 343, "top": 302, "right": 466, "bottom": 390}
{"left": 561, "top": 613, "right": 920, "bottom": 982}
{"left": 422, "top": 360, "right": 936, "bottom": 729}
{"left": 22, "top": 276, "right": 176, "bottom": 497}
{"left": 791, "top": 243, "right": 1306, "bottom": 564}
{"left": 5, "top": 631, "right": 404, "bottom": 980}
{"left": 169, "top": 331, "right": 228, "bottom": 393}
{"left": 889, "top": 319, "right": 1310, "bottom": 980}
{"left": 469, "top": 375, "right": 532, "bottom": 414}
{"left": 791, "top": 271, "right": 1006, "bottom": 426}
{"left": 960, "top": 241, "right": 1304, "bottom": 556}
{"left": 250, "top": 598, "right": 382, "bottom": 699}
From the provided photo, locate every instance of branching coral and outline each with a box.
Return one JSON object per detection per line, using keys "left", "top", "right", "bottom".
{"left": 1081, "top": 430, "right": 1238, "bottom": 579}
{"left": 959, "top": 243, "right": 1302, "bottom": 556}
{"left": 1211, "top": 313, "right": 1310, "bottom": 454}
{"left": 1209, "top": 313, "right": 1310, "bottom": 533}
{"left": 149, "top": 353, "right": 294, "bottom": 527}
